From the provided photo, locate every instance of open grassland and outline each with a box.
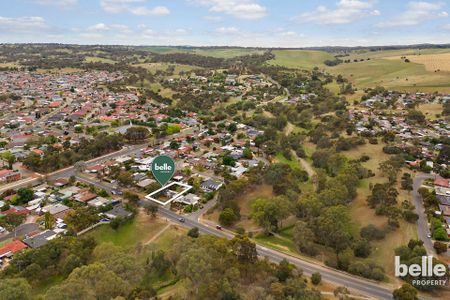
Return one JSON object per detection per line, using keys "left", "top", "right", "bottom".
{"left": 205, "top": 184, "right": 274, "bottom": 233}
{"left": 385, "top": 52, "right": 450, "bottom": 72}
{"left": 341, "top": 141, "right": 417, "bottom": 279}
{"left": 85, "top": 56, "right": 116, "bottom": 64}
{"left": 268, "top": 50, "right": 335, "bottom": 69}
{"left": 0, "top": 62, "right": 20, "bottom": 68}
{"left": 267, "top": 48, "right": 450, "bottom": 92}
{"left": 133, "top": 62, "right": 201, "bottom": 74}
{"left": 86, "top": 212, "right": 169, "bottom": 247}
{"left": 193, "top": 48, "right": 264, "bottom": 58}
{"left": 417, "top": 102, "right": 443, "bottom": 120}
{"left": 145, "top": 47, "right": 264, "bottom": 58}
{"left": 327, "top": 58, "right": 450, "bottom": 92}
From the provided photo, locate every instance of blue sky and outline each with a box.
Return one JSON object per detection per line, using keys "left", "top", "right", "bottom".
{"left": 1, "top": 0, "right": 450, "bottom": 47}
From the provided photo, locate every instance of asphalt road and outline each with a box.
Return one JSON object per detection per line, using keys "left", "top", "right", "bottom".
{"left": 0, "top": 138, "right": 400, "bottom": 299}
{"left": 0, "top": 144, "right": 148, "bottom": 193}
{"left": 412, "top": 172, "right": 437, "bottom": 255}
{"left": 157, "top": 206, "right": 394, "bottom": 300}
{"left": 0, "top": 223, "right": 39, "bottom": 242}
{"left": 71, "top": 170, "right": 396, "bottom": 300}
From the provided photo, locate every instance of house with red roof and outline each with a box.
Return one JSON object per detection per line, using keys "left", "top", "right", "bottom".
{"left": 0, "top": 206, "right": 30, "bottom": 216}
{"left": 434, "top": 178, "right": 450, "bottom": 188}
{"left": 0, "top": 169, "right": 21, "bottom": 183}
{"left": 0, "top": 240, "right": 28, "bottom": 259}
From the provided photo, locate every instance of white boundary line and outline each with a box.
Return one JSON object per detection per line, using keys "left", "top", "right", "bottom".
{"left": 145, "top": 181, "right": 192, "bottom": 206}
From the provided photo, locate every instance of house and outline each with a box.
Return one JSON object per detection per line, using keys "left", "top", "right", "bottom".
{"left": 105, "top": 206, "right": 133, "bottom": 219}
{"left": 137, "top": 178, "right": 155, "bottom": 188}
{"left": 176, "top": 193, "right": 200, "bottom": 205}
{"left": 435, "top": 186, "right": 450, "bottom": 197}
{"left": 201, "top": 179, "right": 223, "bottom": 192}
{"left": 42, "top": 203, "right": 71, "bottom": 219}
{"left": 439, "top": 205, "right": 450, "bottom": 217}
{"left": 54, "top": 178, "right": 69, "bottom": 187}
{"left": 0, "top": 169, "right": 21, "bottom": 183}
{"left": 58, "top": 186, "right": 80, "bottom": 199}
{"left": 86, "top": 164, "right": 104, "bottom": 173}
{"left": 87, "top": 196, "right": 112, "bottom": 207}
{"left": 0, "top": 240, "right": 28, "bottom": 260}
{"left": 74, "top": 191, "right": 97, "bottom": 203}
{"left": 437, "top": 195, "right": 450, "bottom": 206}
{"left": 23, "top": 230, "right": 58, "bottom": 248}
{"left": 230, "top": 164, "right": 247, "bottom": 178}
{"left": 0, "top": 206, "right": 30, "bottom": 216}
{"left": 434, "top": 178, "right": 450, "bottom": 188}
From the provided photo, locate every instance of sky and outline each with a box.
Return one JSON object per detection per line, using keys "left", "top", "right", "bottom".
{"left": 1, "top": 0, "right": 450, "bottom": 47}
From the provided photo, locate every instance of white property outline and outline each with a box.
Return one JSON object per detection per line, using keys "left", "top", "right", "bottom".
{"left": 144, "top": 181, "right": 192, "bottom": 206}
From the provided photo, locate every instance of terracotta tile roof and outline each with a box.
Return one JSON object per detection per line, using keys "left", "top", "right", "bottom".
{"left": 0, "top": 240, "right": 27, "bottom": 257}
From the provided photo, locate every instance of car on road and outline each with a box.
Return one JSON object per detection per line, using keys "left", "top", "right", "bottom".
{"left": 215, "top": 225, "right": 222, "bottom": 230}
{"left": 178, "top": 218, "right": 185, "bottom": 223}
{"left": 0, "top": 226, "right": 5, "bottom": 233}
{"left": 111, "top": 189, "right": 122, "bottom": 195}
{"left": 427, "top": 233, "right": 432, "bottom": 238}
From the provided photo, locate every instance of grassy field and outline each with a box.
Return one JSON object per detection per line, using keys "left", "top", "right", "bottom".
{"left": 417, "top": 102, "right": 443, "bottom": 120}
{"left": 85, "top": 56, "right": 116, "bottom": 64}
{"left": 193, "top": 48, "right": 264, "bottom": 58}
{"left": 275, "top": 152, "right": 301, "bottom": 169}
{"left": 341, "top": 141, "right": 418, "bottom": 279}
{"left": 133, "top": 62, "right": 201, "bottom": 75}
{"left": 326, "top": 58, "right": 450, "bottom": 92}
{"left": 205, "top": 184, "right": 274, "bottom": 233}
{"left": 385, "top": 52, "right": 450, "bottom": 72}
{"left": 267, "top": 48, "right": 450, "bottom": 92}
{"left": 144, "top": 46, "right": 263, "bottom": 58}
{"left": 86, "top": 212, "right": 168, "bottom": 247}
{"left": 268, "top": 50, "right": 335, "bottom": 69}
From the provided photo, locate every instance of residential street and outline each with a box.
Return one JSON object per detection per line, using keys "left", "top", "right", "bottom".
{"left": 412, "top": 172, "right": 437, "bottom": 255}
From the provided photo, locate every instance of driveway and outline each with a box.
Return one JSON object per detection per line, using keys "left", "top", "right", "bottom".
{"left": 0, "top": 223, "right": 39, "bottom": 242}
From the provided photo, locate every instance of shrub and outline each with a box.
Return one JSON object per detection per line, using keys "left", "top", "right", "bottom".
{"left": 360, "top": 224, "right": 385, "bottom": 241}
{"left": 311, "top": 272, "right": 321, "bottom": 285}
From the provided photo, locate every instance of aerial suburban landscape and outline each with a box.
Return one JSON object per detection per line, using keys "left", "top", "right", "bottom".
{"left": 0, "top": 1, "right": 449, "bottom": 300}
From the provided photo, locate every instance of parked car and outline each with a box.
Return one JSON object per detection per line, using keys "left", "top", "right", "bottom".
{"left": 111, "top": 189, "right": 123, "bottom": 195}
{"left": 0, "top": 226, "right": 5, "bottom": 233}
{"left": 178, "top": 218, "right": 185, "bottom": 223}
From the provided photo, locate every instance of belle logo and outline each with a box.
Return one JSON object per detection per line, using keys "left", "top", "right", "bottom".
{"left": 151, "top": 155, "right": 175, "bottom": 186}
{"left": 154, "top": 163, "right": 172, "bottom": 171}
{"left": 395, "top": 256, "right": 446, "bottom": 277}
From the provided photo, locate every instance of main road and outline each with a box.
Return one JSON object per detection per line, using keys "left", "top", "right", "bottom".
{"left": 74, "top": 174, "right": 395, "bottom": 299}
{"left": 157, "top": 206, "right": 394, "bottom": 300}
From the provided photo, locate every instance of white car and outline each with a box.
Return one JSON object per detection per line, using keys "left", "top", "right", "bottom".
{"left": 0, "top": 226, "right": 5, "bottom": 233}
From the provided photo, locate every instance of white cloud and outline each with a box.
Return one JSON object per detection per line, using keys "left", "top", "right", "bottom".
{"left": 175, "top": 28, "right": 190, "bottom": 35}
{"left": 87, "top": 23, "right": 110, "bottom": 31}
{"left": 33, "top": 0, "right": 78, "bottom": 6}
{"left": 0, "top": 16, "right": 48, "bottom": 32}
{"left": 192, "top": 0, "right": 267, "bottom": 20}
{"left": 297, "top": 0, "right": 379, "bottom": 25}
{"left": 216, "top": 26, "right": 239, "bottom": 34}
{"left": 377, "top": 1, "right": 448, "bottom": 27}
{"left": 204, "top": 15, "right": 223, "bottom": 22}
{"left": 100, "top": 0, "right": 170, "bottom": 16}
